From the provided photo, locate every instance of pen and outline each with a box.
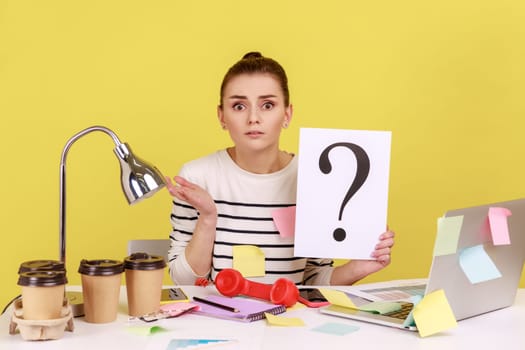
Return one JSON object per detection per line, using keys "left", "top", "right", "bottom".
{"left": 193, "top": 296, "right": 239, "bottom": 313}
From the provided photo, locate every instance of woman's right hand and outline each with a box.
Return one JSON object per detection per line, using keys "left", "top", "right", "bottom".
{"left": 165, "top": 176, "right": 217, "bottom": 217}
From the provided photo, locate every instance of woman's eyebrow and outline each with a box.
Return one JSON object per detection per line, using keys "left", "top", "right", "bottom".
{"left": 227, "top": 95, "right": 247, "bottom": 100}
{"left": 259, "top": 94, "right": 277, "bottom": 99}
{"left": 226, "top": 94, "right": 277, "bottom": 100}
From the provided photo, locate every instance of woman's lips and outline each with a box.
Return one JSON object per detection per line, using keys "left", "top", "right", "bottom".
{"left": 246, "top": 131, "right": 264, "bottom": 137}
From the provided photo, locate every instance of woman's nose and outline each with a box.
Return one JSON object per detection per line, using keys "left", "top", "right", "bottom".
{"left": 247, "top": 109, "right": 261, "bottom": 124}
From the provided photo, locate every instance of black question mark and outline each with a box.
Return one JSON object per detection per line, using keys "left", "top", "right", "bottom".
{"left": 319, "top": 142, "right": 370, "bottom": 242}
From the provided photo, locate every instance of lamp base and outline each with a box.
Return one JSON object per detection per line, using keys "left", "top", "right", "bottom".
{"left": 66, "top": 291, "right": 84, "bottom": 317}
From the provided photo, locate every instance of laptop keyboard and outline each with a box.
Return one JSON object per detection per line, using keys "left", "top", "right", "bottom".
{"left": 382, "top": 302, "right": 414, "bottom": 320}
{"left": 363, "top": 284, "right": 426, "bottom": 301}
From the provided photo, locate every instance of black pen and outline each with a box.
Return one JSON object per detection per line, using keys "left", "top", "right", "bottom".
{"left": 193, "top": 296, "right": 239, "bottom": 313}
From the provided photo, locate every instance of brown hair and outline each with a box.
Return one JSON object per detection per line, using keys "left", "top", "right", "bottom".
{"left": 219, "top": 51, "right": 290, "bottom": 107}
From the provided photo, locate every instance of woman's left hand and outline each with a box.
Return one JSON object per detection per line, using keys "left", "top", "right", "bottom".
{"left": 330, "top": 229, "right": 395, "bottom": 285}
{"left": 370, "top": 229, "right": 395, "bottom": 266}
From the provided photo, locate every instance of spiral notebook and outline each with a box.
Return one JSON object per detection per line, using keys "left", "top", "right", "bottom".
{"left": 193, "top": 295, "right": 287, "bottom": 322}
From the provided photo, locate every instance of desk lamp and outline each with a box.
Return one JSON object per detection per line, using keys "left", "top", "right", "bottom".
{"left": 59, "top": 126, "right": 165, "bottom": 316}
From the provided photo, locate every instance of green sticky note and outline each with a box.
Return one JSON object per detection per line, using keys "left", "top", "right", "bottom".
{"left": 358, "top": 301, "right": 402, "bottom": 314}
{"left": 434, "top": 215, "right": 463, "bottom": 256}
{"left": 126, "top": 325, "right": 166, "bottom": 336}
{"left": 311, "top": 322, "right": 359, "bottom": 336}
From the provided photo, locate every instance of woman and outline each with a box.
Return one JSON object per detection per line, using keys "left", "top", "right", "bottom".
{"left": 166, "top": 52, "right": 394, "bottom": 286}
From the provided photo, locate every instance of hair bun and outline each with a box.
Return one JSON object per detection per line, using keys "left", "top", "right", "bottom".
{"left": 242, "top": 51, "right": 263, "bottom": 59}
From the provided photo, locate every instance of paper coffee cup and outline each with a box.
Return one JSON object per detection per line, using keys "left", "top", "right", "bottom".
{"left": 124, "top": 252, "right": 166, "bottom": 317}
{"left": 18, "top": 270, "right": 67, "bottom": 320}
{"left": 78, "top": 259, "right": 124, "bottom": 323}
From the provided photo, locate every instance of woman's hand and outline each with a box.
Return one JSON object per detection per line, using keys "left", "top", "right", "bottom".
{"left": 165, "top": 175, "right": 217, "bottom": 277}
{"left": 165, "top": 176, "right": 217, "bottom": 217}
{"left": 370, "top": 229, "right": 395, "bottom": 265}
{"left": 330, "top": 229, "right": 395, "bottom": 285}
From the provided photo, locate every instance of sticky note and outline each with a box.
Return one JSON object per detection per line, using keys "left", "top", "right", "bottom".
{"left": 412, "top": 289, "right": 457, "bottom": 337}
{"left": 126, "top": 325, "right": 166, "bottom": 336}
{"left": 358, "top": 301, "right": 402, "bottom": 315}
{"left": 271, "top": 206, "right": 296, "bottom": 237}
{"left": 232, "top": 245, "right": 265, "bottom": 277}
{"left": 488, "top": 207, "right": 512, "bottom": 245}
{"left": 287, "top": 302, "right": 307, "bottom": 311}
{"left": 402, "top": 295, "right": 422, "bottom": 328}
{"left": 167, "top": 339, "right": 236, "bottom": 349}
{"left": 264, "top": 312, "right": 305, "bottom": 326}
{"left": 459, "top": 245, "right": 502, "bottom": 284}
{"left": 311, "top": 322, "right": 360, "bottom": 336}
{"left": 319, "top": 288, "right": 357, "bottom": 309}
{"left": 434, "top": 215, "right": 463, "bottom": 256}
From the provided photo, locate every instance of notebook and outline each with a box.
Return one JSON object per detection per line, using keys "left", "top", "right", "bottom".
{"left": 193, "top": 295, "right": 287, "bottom": 322}
{"left": 320, "top": 198, "right": 525, "bottom": 331}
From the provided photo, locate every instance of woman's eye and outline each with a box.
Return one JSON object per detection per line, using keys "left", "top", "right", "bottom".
{"left": 261, "top": 102, "right": 274, "bottom": 110}
{"left": 232, "top": 103, "right": 245, "bottom": 111}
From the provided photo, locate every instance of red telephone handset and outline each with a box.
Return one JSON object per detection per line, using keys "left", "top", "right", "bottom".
{"left": 214, "top": 268, "right": 299, "bottom": 307}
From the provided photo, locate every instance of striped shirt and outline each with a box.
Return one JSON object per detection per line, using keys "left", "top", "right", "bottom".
{"left": 168, "top": 149, "right": 333, "bottom": 286}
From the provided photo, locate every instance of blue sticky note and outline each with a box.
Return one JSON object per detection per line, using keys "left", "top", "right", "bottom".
{"left": 167, "top": 339, "right": 234, "bottom": 349}
{"left": 311, "top": 322, "right": 359, "bottom": 336}
{"left": 402, "top": 295, "right": 422, "bottom": 328}
{"left": 459, "top": 245, "right": 502, "bottom": 284}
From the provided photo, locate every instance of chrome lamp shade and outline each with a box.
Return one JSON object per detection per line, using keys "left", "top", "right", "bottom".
{"left": 115, "top": 142, "right": 165, "bottom": 205}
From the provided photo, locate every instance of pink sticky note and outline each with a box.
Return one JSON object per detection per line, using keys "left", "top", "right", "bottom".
{"left": 272, "top": 206, "right": 296, "bottom": 237}
{"left": 488, "top": 207, "right": 512, "bottom": 245}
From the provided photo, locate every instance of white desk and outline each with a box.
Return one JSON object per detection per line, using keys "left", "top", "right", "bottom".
{"left": 2, "top": 286, "right": 525, "bottom": 349}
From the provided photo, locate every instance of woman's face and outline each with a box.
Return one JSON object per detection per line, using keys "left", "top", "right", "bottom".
{"left": 218, "top": 73, "right": 292, "bottom": 154}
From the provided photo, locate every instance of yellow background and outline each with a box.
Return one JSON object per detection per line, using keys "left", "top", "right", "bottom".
{"left": 1, "top": 1, "right": 524, "bottom": 309}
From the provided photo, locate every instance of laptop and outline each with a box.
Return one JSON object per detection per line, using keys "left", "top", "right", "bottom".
{"left": 320, "top": 198, "right": 525, "bottom": 331}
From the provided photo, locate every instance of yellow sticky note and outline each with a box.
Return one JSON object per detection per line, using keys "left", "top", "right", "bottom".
{"left": 287, "top": 302, "right": 307, "bottom": 311}
{"left": 413, "top": 289, "right": 457, "bottom": 337}
{"left": 319, "top": 288, "right": 357, "bottom": 309}
{"left": 264, "top": 312, "right": 305, "bottom": 327}
{"left": 232, "top": 245, "right": 265, "bottom": 277}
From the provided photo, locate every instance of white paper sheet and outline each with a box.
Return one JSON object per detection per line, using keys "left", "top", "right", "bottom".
{"left": 294, "top": 128, "right": 391, "bottom": 259}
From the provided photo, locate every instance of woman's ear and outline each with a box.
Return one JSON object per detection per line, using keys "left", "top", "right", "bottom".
{"left": 217, "top": 105, "right": 226, "bottom": 129}
{"left": 283, "top": 104, "right": 293, "bottom": 128}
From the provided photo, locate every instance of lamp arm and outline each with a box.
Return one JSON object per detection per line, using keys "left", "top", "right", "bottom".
{"left": 58, "top": 126, "right": 123, "bottom": 263}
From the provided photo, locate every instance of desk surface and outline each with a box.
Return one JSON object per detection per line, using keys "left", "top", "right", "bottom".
{"left": 2, "top": 284, "right": 525, "bottom": 349}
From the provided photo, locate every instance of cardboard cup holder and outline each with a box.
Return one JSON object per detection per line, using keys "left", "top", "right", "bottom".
{"left": 9, "top": 297, "right": 74, "bottom": 341}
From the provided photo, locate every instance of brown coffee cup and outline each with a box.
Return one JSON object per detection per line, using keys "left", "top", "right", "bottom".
{"left": 124, "top": 252, "right": 166, "bottom": 317}
{"left": 18, "top": 270, "right": 67, "bottom": 320}
{"left": 78, "top": 259, "right": 124, "bottom": 323}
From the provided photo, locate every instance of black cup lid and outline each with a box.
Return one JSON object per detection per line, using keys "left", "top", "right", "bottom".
{"left": 18, "top": 260, "right": 65, "bottom": 274}
{"left": 78, "top": 259, "right": 124, "bottom": 276}
{"left": 124, "top": 252, "right": 166, "bottom": 271}
{"left": 17, "top": 270, "right": 68, "bottom": 287}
